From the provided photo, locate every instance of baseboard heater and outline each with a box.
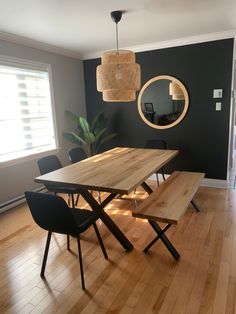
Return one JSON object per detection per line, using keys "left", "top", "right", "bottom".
{"left": 0, "top": 186, "right": 46, "bottom": 214}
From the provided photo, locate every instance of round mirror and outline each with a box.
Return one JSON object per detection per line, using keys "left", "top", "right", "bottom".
{"left": 137, "top": 75, "right": 189, "bottom": 129}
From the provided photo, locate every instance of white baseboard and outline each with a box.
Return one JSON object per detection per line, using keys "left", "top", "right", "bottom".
{"left": 149, "top": 174, "right": 228, "bottom": 188}
{"left": 0, "top": 187, "right": 46, "bottom": 214}
{"left": 0, "top": 173, "right": 230, "bottom": 215}
{"left": 200, "top": 178, "right": 228, "bottom": 188}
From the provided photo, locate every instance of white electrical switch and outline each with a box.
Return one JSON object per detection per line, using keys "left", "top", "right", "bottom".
{"left": 213, "top": 89, "right": 223, "bottom": 98}
{"left": 216, "top": 102, "right": 222, "bottom": 111}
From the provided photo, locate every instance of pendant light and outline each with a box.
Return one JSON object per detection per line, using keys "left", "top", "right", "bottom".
{"left": 96, "top": 11, "right": 141, "bottom": 102}
{"left": 169, "top": 81, "right": 185, "bottom": 100}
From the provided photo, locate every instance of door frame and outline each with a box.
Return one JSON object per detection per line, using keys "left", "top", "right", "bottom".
{"left": 227, "top": 39, "right": 236, "bottom": 181}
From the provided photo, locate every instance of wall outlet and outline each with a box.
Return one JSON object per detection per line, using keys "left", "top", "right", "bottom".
{"left": 216, "top": 102, "right": 222, "bottom": 111}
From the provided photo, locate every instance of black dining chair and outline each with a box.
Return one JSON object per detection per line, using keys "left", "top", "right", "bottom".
{"left": 67, "top": 147, "right": 87, "bottom": 205}
{"left": 37, "top": 155, "right": 79, "bottom": 208}
{"left": 25, "top": 191, "right": 108, "bottom": 290}
{"left": 38, "top": 155, "right": 81, "bottom": 248}
{"left": 68, "top": 147, "right": 87, "bottom": 164}
{"left": 146, "top": 139, "right": 167, "bottom": 186}
{"left": 67, "top": 148, "right": 102, "bottom": 204}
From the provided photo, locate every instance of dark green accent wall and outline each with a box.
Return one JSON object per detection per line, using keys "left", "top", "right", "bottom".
{"left": 84, "top": 39, "right": 234, "bottom": 180}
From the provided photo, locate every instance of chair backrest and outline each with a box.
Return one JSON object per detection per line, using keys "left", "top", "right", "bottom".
{"left": 25, "top": 191, "right": 79, "bottom": 235}
{"left": 37, "top": 155, "right": 63, "bottom": 175}
{"left": 68, "top": 147, "right": 87, "bottom": 164}
{"left": 145, "top": 139, "right": 167, "bottom": 150}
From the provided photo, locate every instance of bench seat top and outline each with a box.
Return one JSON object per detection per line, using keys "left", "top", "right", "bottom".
{"left": 132, "top": 171, "right": 204, "bottom": 225}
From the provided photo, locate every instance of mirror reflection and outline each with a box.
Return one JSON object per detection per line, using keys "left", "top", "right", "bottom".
{"left": 137, "top": 75, "right": 189, "bottom": 129}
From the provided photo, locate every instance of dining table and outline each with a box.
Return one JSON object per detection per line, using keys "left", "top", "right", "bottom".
{"left": 35, "top": 147, "right": 179, "bottom": 251}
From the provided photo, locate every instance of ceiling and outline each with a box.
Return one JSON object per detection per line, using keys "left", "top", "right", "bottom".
{"left": 0, "top": 0, "right": 235, "bottom": 60}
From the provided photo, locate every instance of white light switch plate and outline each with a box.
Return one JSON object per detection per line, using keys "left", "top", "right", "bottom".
{"left": 216, "top": 102, "right": 221, "bottom": 111}
{"left": 213, "top": 89, "right": 223, "bottom": 98}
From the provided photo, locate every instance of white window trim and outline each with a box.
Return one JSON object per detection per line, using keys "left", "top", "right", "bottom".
{"left": 0, "top": 147, "right": 61, "bottom": 168}
{"left": 0, "top": 54, "right": 59, "bottom": 167}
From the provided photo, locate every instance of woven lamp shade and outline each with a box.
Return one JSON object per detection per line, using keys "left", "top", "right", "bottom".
{"left": 172, "top": 93, "right": 185, "bottom": 100}
{"left": 169, "top": 81, "right": 185, "bottom": 100}
{"left": 97, "top": 50, "right": 141, "bottom": 102}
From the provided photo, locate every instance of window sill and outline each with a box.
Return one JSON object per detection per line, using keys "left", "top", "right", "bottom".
{"left": 0, "top": 147, "right": 61, "bottom": 168}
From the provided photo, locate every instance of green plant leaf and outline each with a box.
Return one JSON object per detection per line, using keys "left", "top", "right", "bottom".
{"left": 65, "top": 110, "right": 81, "bottom": 126}
{"left": 79, "top": 117, "right": 91, "bottom": 134}
{"left": 84, "top": 132, "right": 95, "bottom": 144}
{"left": 91, "top": 112, "right": 103, "bottom": 131}
{"left": 100, "top": 133, "right": 117, "bottom": 145}
{"left": 92, "top": 112, "right": 108, "bottom": 134}
{"left": 64, "top": 110, "right": 116, "bottom": 157}
{"left": 63, "top": 132, "right": 85, "bottom": 145}
{"left": 94, "top": 127, "right": 107, "bottom": 142}
{"left": 93, "top": 128, "right": 106, "bottom": 153}
{"left": 96, "top": 133, "right": 117, "bottom": 152}
{"left": 82, "top": 143, "right": 92, "bottom": 157}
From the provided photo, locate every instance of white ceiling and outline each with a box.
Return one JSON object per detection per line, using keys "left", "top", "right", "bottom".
{"left": 0, "top": 0, "right": 235, "bottom": 60}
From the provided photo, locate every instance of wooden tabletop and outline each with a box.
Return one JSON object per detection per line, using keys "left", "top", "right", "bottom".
{"left": 35, "top": 147, "right": 178, "bottom": 194}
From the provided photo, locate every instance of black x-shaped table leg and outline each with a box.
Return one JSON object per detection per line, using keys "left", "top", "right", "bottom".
{"left": 78, "top": 189, "right": 134, "bottom": 251}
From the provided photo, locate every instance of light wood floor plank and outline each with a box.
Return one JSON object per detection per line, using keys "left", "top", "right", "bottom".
{"left": 1, "top": 185, "right": 236, "bottom": 313}
{"left": 212, "top": 261, "right": 230, "bottom": 314}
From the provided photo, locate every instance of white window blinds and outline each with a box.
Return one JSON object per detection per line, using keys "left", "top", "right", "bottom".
{"left": 0, "top": 61, "right": 57, "bottom": 162}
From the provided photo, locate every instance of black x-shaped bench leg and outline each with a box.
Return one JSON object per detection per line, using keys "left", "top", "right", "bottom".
{"left": 191, "top": 200, "right": 200, "bottom": 211}
{"left": 143, "top": 220, "right": 180, "bottom": 260}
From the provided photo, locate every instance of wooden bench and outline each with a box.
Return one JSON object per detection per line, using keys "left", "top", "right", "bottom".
{"left": 132, "top": 171, "right": 205, "bottom": 260}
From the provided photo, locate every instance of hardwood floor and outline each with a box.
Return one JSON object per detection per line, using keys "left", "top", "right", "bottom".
{"left": 0, "top": 183, "right": 236, "bottom": 313}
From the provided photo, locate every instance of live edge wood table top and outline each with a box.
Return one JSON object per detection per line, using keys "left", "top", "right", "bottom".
{"left": 35, "top": 147, "right": 179, "bottom": 195}
{"left": 35, "top": 147, "right": 179, "bottom": 251}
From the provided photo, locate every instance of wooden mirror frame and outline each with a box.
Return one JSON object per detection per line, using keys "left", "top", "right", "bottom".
{"left": 137, "top": 75, "right": 189, "bottom": 129}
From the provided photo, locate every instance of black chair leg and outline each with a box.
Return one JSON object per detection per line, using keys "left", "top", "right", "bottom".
{"left": 93, "top": 223, "right": 108, "bottom": 259}
{"left": 71, "top": 194, "right": 75, "bottom": 208}
{"left": 67, "top": 194, "right": 76, "bottom": 250}
{"left": 161, "top": 168, "right": 165, "bottom": 181}
{"left": 40, "top": 231, "right": 52, "bottom": 277}
{"left": 155, "top": 172, "right": 160, "bottom": 186}
{"left": 67, "top": 234, "right": 70, "bottom": 250}
{"left": 156, "top": 169, "right": 165, "bottom": 186}
{"left": 68, "top": 194, "right": 75, "bottom": 207}
{"left": 77, "top": 236, "right": 85, "bottom": 290}
{"left": 75, "top": 194, "right": 80, "bottom": 206}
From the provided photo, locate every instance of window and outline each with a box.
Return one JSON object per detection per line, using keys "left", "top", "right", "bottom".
{"left": 0, "top": 56, "right": 57, "bottom": 164}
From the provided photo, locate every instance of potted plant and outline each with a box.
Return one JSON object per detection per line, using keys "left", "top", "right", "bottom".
{"left": 63, "top": 110, "right": 117, "bottom": 157}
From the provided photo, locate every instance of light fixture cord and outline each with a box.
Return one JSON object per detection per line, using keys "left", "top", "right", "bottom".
{"left": 116, "top": 22, "right": 119, "bottom": 54}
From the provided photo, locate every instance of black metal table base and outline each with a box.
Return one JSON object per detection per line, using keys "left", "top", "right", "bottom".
{"left": 75, "top": 180, "right": 200, "bottom": 254}
{"left": 78, "top": 189, "right": 133, "bottom": 251}
{"left": 143, "top": 220, "right": 180, "bottom": 260}
{"left": 141, "top": 182, "right": 153, "bottom": 194}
